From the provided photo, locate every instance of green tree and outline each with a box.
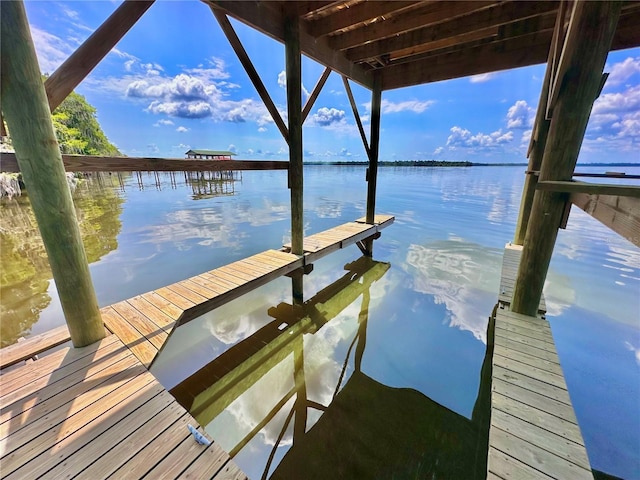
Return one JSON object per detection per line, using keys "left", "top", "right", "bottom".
{"left": 1, "top": 82, "right": 121, "bottom": 156}
{"left": 51, "top": 91, "right": 121, "bottom": 156}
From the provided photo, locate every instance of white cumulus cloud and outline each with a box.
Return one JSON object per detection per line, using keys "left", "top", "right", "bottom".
{"left": 469, "top": 72, "right": 497, "bottom": 83}
{"left": 363, "top": 99, "right": 434, "bottom": 114}
{"left": 506, "top": 100, "right": 534, "bottom": 129}
{"left": 446, "top": 126, "right": 513, "bottom": 149}
{"left": 606, "top": 57, "right": 640, "bottom": 87}
{"left": 310, "top": 107, "right": 346, "bottom": 127}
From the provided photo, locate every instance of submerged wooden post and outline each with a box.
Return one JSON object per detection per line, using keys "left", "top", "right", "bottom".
{"left": 511, "top": 1, "right": 622, "bottom": 316}
{"left": 1, "top": 1, "right": 105, "bottom": 347}
{"left": 364, "top": 74, "right": 382, "bottom": 256}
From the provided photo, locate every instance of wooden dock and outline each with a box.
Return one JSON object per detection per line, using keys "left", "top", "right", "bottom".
{"left": 0, "top": 216, "right": 393, "bottom": 479}
{"left": 100, "top": 215, "right": 393, "bottom": 369}
{"left": 488, "top": 245, "right": 592, "bottom": 479}
{"left": 0, "top": 333, "right": 245, "bottom": 479}
{"left": 498, "top": 243, "right": 546, "bottom": 313}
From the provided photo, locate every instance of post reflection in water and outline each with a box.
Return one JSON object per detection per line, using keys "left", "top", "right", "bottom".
{"left": 170, "top": 256, "right": 492, "bottom": 479}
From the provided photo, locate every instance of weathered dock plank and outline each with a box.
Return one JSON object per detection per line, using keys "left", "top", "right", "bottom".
{"left": 0, "top": 325, "right": 71, "bottom": 369}
{"left": 498, "top": 243, "right": 546, "bottom": 313}
{"left": 0, "top": 334, "right": 243, "bottom": 479}
{"left": 488, "top": 245, "right": 592, "bottom": 479}
{"left": 0, "top": 217, "right": 393, "bottom": 480}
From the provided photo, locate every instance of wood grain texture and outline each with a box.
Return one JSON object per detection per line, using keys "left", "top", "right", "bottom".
{"left": 0, "top": 153, "right": 288, "bottom": 173}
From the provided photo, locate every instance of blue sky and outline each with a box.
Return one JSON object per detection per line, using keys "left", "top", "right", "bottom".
{"left": 25, "top": 1, "right": 640, "bottom": 164}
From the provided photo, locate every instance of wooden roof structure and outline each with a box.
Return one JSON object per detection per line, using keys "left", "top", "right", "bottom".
{"left": 207, "top": 0, "right": 640, "bottom": 90}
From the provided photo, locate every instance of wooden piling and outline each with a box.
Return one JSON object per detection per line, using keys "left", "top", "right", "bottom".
{"left": 511, "top": 1, "right": 622, "bottom": 316}
{"left": 513, "top": 50, "right": 554, "bottom": 245}
{"left": 1, "top": 1, "right": 105, "bottom": 347}
{"left": 364, "top": 74, "right": 382, "bottom": 256}
{"left": 285, "top": 11, "right": 304, "bottom": 257}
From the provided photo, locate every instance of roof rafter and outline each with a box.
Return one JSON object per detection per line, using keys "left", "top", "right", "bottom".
{"left": 327, "top": 1, "right": 498, "bottom": 51}
{"left": 206, "top": 0, "right": 374, "bottom": 89}
{"left": 307, "top": 0, "right": 419, "bottom": 37}
{"left": 345, "top": 1, "right": 559, "bottom": 62}
{"left": 380, "top": 8, "right": 639, "bottom": 90}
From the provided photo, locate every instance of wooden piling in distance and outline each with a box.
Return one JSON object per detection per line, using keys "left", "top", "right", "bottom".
{"left": 1, "top": 1, "right": 105, "bottom": 347}
{"left": 511, "top": 1, "right": 622, "bottom": 316}
{"left": 364, "top": 74, "right": 382, "bottom": 256}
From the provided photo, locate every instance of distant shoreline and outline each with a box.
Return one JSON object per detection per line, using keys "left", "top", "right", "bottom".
{"left": 303, "top": 160, "right": 638, "bottom": 168}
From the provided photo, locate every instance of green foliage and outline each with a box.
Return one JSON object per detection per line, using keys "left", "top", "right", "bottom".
{"left": 51, "top": 91, "right": 121, "bottom": 156}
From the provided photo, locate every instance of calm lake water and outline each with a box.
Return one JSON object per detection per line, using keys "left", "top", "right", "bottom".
{"left": 1, "top": 166, "right": 638, "bottom": 478}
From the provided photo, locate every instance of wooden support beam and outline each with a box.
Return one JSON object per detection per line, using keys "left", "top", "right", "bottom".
{"left": 342, "top": 76, "right": 370, "bottom": 158}
{"left": 381, "top": 28, "right": 552, "bottom": 90}
{"left": 306, "top": 1, "right": 418, "bottom": 38}
{"left": 364, "top": 74, "right": 382, "bottom": 256}
{"left": 328, "top": 1, "right": 498, "bottom": 51}
{"left": 537, "top": 181, "right": 640, "bottom": 198}
{"left": 208, "top": 1, "right": 373, "bottom": 89}
{"left": 1, "top": 1, "right": 105, "bottom": 347}
{"left": 286, "top": 10, "right": 304, "bottom": 258}
{"left": 380, "top": 7, "right": 638, "bottom": 90}
{"left": 546, "top": 0, "right": 570, "bottom": 119}
{"left": 513, "top": 4, "right": 565, "bottom": 245}
{"left": 211, "top": 9, "right": 289, "bottom": 143}
{"left": 343, "top": 1, "right": 557, "bottom": 62}
{"left": 571, "top": 193, "right": 640, "bottom": 248}
{"left": 511, "top": 1, "right": 622, "bottom": 316}
{"left": 45, "top": 0, "right": 154, "bottom": 112}
{"left": 0, "top": 153, "right": 288, "bottom": 173}
{"left": 302, "top": 66, "right": 331, "bottom": 123}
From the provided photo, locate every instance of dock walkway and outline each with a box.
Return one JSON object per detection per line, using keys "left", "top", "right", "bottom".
{"left": 100, "top": 214, "right": 393, "bottom": 368}
{"left": 0, "top": 334, "right": 244, "bottom": 479}
{"left": 0, "top": 216, "right": 393, "bottom": 479}
{"left": 488, "top": 244, "right": 592, "bottom": 479}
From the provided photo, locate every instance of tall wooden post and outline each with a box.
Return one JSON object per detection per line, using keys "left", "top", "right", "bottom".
{"left": 511, "top": 1, "right": 621, "bottom": 316}
{"left": 285, "top": 10, "right": 305, "bottom": 303}
{"left": 513, "top": 58, "right": 553, "bottom": 245}
{"left": 364, "top": 73, "right": 382, "bottom": 256}
{"left": 1, "top": 1, "right": 105, "bottom": 347}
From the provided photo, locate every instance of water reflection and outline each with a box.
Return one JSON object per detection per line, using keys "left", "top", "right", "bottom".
{"left": 404, "top": 238, "right": 500, "bottom": 343}
{"left": 170, "top": 256, "right": 491, "bottom": 479}
{"left": 0, "top": 180, "right": 124, "bottom": 346}
{"left": 404, "top": 238, "right": 581, "bottom": 340}
{"left": 185, "top": 170, "right": 240, "bottom": 200}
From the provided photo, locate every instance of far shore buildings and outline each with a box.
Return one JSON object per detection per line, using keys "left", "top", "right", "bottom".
{"left": 185, "top": 149, "right": 236, "bottom": 160}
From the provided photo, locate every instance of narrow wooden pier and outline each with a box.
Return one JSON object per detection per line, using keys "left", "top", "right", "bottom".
{"left": 488, "top": 245, "right": 592, "bottom": 479}
{"left": 100, "top": 215, "right": 393, "bottom": 368}
{"left": 0, "top": 216, "right": 393, "bottom": 479}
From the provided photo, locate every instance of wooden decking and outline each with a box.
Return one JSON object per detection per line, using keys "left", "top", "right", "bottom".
{"left": 100, "top": 215, "right": 393, "bottom": 369}
{"left": 0, "top": 216, "right": 393, "bottom": 480}
{"left": 0, "top": 334, "right": 245, "bottom": 479}
{"left": 488, "top": 246, "right": 592, "bottom": 479}
{"left": 498, "top": 243, "right": 546, "bottom": 313}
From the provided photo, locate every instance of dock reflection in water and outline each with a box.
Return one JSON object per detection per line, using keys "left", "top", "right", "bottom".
{"left": 170, "top": 256, "right": 492, "bottom": 479}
